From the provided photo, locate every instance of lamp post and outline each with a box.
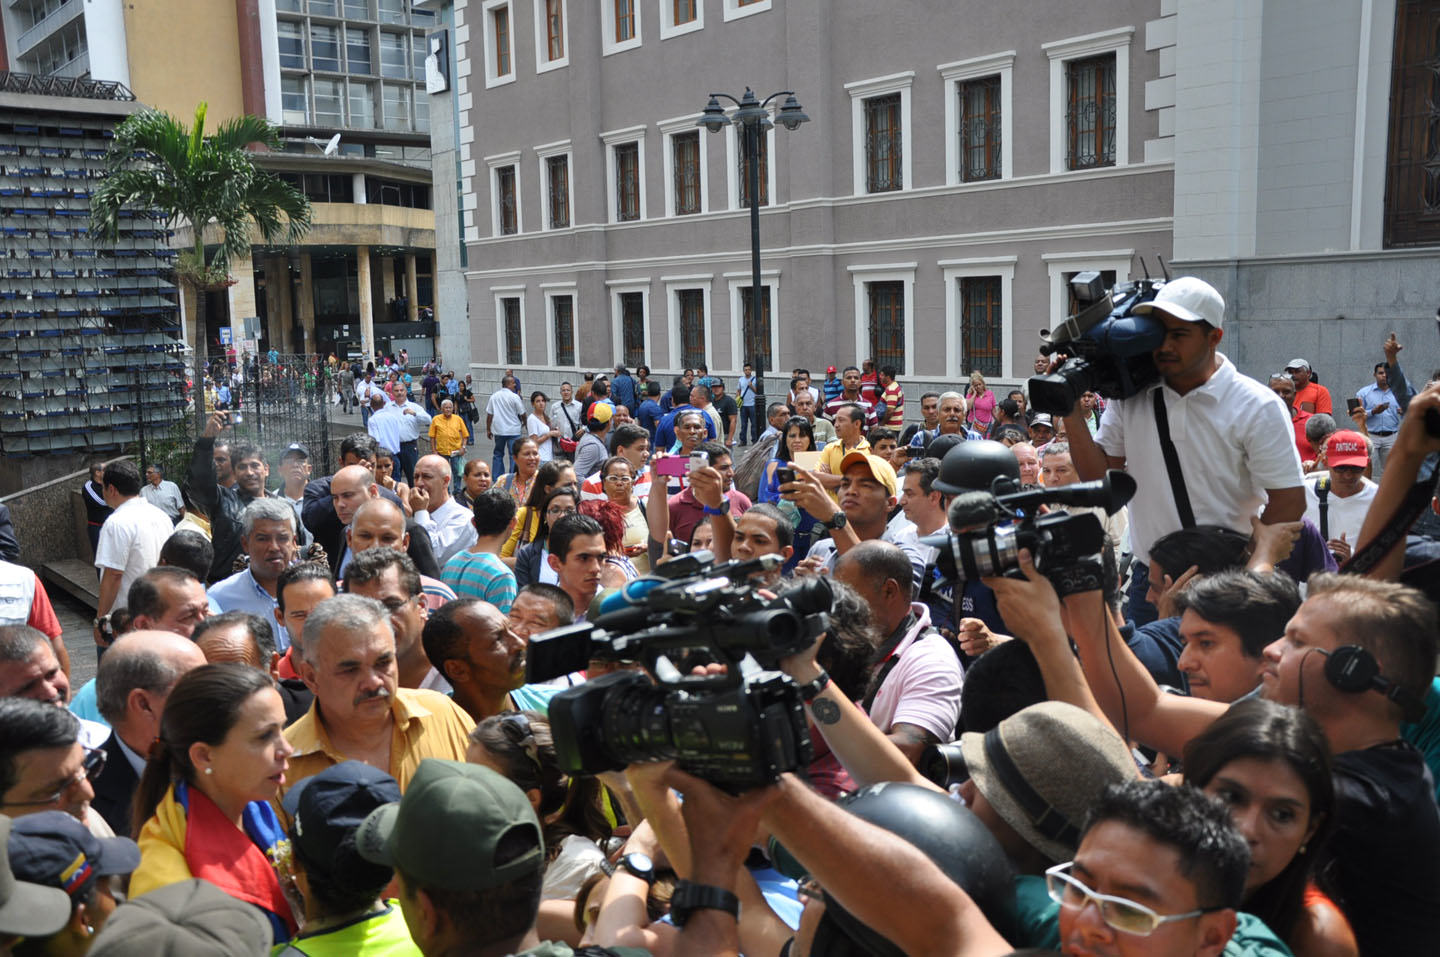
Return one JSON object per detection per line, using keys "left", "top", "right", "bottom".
{"left": 698, "top": 88, "right": 808, "bottom": 424}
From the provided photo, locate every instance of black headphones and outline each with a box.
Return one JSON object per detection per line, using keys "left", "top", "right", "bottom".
{"left": 1320, "top": 645, "right": 1426, "bottom": 723}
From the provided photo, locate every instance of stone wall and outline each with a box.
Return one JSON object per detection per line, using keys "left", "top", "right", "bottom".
{"left": 0, "top": 458, "right": 128, "bottom": 569}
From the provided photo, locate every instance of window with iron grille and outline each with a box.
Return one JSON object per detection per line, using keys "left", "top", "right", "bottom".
{"left": 960, "top": 277, "right": 1003, "bottom": 377}
{"left": 1063, "top": 270, "right": 1116, "bottom": 318}
{"left": 502, "top": 297, "right": 523, "bottom": 364}
{"left": 553, "top": 295, "right": 575, "bottom": 366}
{"left": 493, "top": 5, "right": 511, "bottom": 76}
{"left": 615, "top": 142, "right": 640, "bottom": 221}
{"left": 1383, "top": 0, "right": 1440, "bottom": 247}
{"left": 738, "top": 127, "right": 769, "bottom": 207}
{"left": 673, "top": 131, "right": 701, "bottom": 215}
{"left": 496, "top": 165, "right": 517, "bottom": 234}
{"left": 615, "top": 0, "right": 635, "bottom": 41}
{"left": 868, "top": 281, "right": 905, "bottom": 369}
{"left": 673, "top": 0, "right": 696, "bottom": 24}
{"left": 620, "top": 292, "right": 646, "bottom": 367}
{"left": 547, "top": 155, "right": 570, "bottom": 228}
{"left": 1066, "top": 54, "right": 1116, "bottom": 170}
{"left": 676, "top": 290, "right": 706, "bottom": 368}
{"left": 959, "top": 75, "right": 1002, "bottom": 182}
{"left": 545, "top": 0, "right": 565, "bottom": 61}
{"left": 864, "top": 94, "right": 903, "bottom": 193}
{"left": 740, "top": 286, "right": 772, "bottom": 370}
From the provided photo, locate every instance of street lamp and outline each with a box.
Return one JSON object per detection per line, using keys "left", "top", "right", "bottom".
{"left": 698, "top": 88, "right": 808, "bottom": 420}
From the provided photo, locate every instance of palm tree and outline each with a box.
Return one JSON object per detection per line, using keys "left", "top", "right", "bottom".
{"left": 91, "top": 102, "right": 312, "bottom": 430}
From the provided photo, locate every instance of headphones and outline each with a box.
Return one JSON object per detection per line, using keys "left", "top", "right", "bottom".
{"left": 1319, "top": 646, "right": 1426, "bottom": 723}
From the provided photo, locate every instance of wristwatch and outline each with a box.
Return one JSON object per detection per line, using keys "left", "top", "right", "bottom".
{"left": 822, "top": 510, "right": 848, "bottom": 531}
{"left": 670, "top": 880, "right": 741, "bottom": 927}
{"left": 615, "top": 851, "right": 655, "bottom": 884}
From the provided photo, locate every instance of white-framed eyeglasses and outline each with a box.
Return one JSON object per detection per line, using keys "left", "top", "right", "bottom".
{"left": 1045, "top": 861, "right": 1219, "bottom": 937}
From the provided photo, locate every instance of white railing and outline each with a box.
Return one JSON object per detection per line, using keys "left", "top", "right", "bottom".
{"left": 15, "top": 0, "right": 83, "bottom": 56}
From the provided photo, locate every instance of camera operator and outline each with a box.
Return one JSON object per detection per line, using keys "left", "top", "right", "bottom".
{"left": 1059, "top": 277, "right": 1305, "bottom": 626}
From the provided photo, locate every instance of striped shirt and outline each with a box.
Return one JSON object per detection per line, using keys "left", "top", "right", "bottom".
{"left": 440, "top": 549, "right": 517, "bottom": 612}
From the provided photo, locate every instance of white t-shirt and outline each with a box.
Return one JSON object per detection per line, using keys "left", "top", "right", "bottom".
{"left": 527, "top": 413, "right": 555, "bottom": 463}
{"left": 486, "top": 388, "right": 526, "bottom": 435}
{"left": 1094, "top": 354, "right": 1303, "bottom": 564}
{"left": 867, "top": 604, "right": 963, "bottom": 743}
{"left": 1303, "top": 473, "right": 1378, "bottom": 546}
{"left": 94, "top": 497, "right": 175, "bottom": 610}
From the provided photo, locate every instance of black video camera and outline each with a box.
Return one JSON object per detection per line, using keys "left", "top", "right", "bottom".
{"left": 922, "top": 470, "right": 1137, "bottom": 598}
{"left": 1029, "top": 271, "right": 1167, "bottom": 416}
{"left": 527, "top": 552, "right": 833, "bottom": 791}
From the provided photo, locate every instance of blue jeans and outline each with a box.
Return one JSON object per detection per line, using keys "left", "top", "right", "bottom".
{"left": 1126, "top": 559, "right": 1159, "bottom": 627}
{"left": 449, "top": 453, "right": 466, "bottom": 496}
{"left": 492, "top": 433, "right": 519, "bottom": 479}
{"left": 397, "top": 441, "right": 419, "bottom": 485}
{"left": 739, "top": 405, "right": 758, "bottom": 444}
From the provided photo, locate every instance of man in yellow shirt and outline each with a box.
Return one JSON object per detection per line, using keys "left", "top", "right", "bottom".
{"left": 815, "top": 402, "right": 872, "bottom": 495}
{"left": 279, "top": 594, "right": 473, "bottom": 821}
{"left": 427, "top": 398, "right": 471, "bottom": 496}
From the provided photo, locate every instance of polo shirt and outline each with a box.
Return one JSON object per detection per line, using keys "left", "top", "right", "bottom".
{"left": 271, "top": 901, "right": 420, "bottom": 956}
{"left": 816, "top": 436, "right": 870, "bottom": 477}
{"left": 486, "top": 387, "right": 527, "bottom": 434}
{"left": 94, "top": 497, "right": 175, "bottom": 611}
{"left": 1094, "top": 354, "right": 1303, "bottom": 564}
{"left": 667, "top": 487, "right": 752, "bottom": 547}
{"left": 279, "top": 687, "right": 475, "bottom": 811}
{"left": 867, "top": 604, "right": 962, "bottom": 743}
{"left": 1302, "top": 474, "right": 1377, "bottom": 545}
{"left": 808, "top": 416, "right": 838, "bottom": 447}
{"left": 822, "top": 393, "right": 877, "bottom": 428}
{"left": 428, "top": 414, "right": 470, "bottom": 456}
{"left": 440, "top": 549, "right": 518, "bottom": 612}
{"left": 878, "top": 381, "right": 905, "bottom": 427}
{"left": 208, "top": 566, "right": 287, "bottom": 652}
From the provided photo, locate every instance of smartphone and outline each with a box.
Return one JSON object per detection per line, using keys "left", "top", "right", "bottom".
{"left": 688, "top": 450, "right": 709, "bottom": 473}
{"left": 654, "top": 456, "right": 688, "bottom": 477}
{"left": 776, "top": 466, "right": 797, "bottom": 486}
{"left": 1346, "top": 398, "right": 1362, "bottom": 415}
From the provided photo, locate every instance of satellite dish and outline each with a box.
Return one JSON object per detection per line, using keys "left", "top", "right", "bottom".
{"left": 306, "top": 133, "right": 342, "bottom": 156}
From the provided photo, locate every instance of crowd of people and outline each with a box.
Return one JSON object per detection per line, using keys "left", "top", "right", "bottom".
{"left": 1, "top": 275, "right": 1438, "bottom": 956}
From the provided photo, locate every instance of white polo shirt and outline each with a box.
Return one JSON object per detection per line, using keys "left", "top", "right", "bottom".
{"left": 1095, "top": 354, "right": 1303, "bottom": 564}
{"left": 94, "top": 497, "right": 175, "bottom": 611}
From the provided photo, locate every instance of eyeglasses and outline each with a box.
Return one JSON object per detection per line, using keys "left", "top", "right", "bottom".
{"left": 1045, "top": 862, "right": 1218, "bottom": 937}
{"left": 603, "top": 474, "right": 632, "bottom": 484}
{"left": 0, "top": 746, "right": 105, "bottom": 807}
{"left": 546, "top": 506, "right": 577, "bottom": 518}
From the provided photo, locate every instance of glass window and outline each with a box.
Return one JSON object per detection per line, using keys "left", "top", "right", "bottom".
{"left": 412, "top": 33, "right": 426, "bottom": 77}
{"left": 673, "top": 131, "right": 701, "bottom": 215}
{"left": 309, "top": 0, "right": 338, "bottom": 15}
{"left": 282, "top": 76, "right": 308, "bottom": 125}
{"left": 347, "top": 27, "right": 372, "bottom": 73}
{"left": 553, "top": 296, "right": 575, "bottom": 366}
{"left": 738, "top": 127, "right": 768, "bottom": 207}
{"left": 311, "top": 24, "right": 341, "bottom": 71}
{"left": 502, "top": 298, "right": 523, "bottom": 365}
{"left": 677, "top": 289, "right": 706, "bottom": 368}
{"left": 382, "top": 83, "right": 410, "bottom": 129}
{"left": 496, "top": 166, "right": 517, "bottom": 234}
{"left": 673, "top": 0, "right": 696, "bottom": 25}
{"left": 314, "top": 78, "right": 343, "bottom": 126}
{"left": 868, "top": 281, "right": 905, "bottom": 369}
{"left": 378, "top": 0, "right": 406, "bottom": 24}
{"left": 1383, "top": 0, "right": 1440, "bottom": 247}
{"left": 615, "top": 0, "right": 635, "bottom": 42}
{"left": 959, "top": 277, "right": 1002, "bottom": 377}
{"left": 278, "top": 20, "right": 305, "bottom": 69}
{"left": 547, "top": 155, "right": 570, "bottom": 228}
{"left": 959, "top": 75, "right": 1002, "bottom": 182}
{"left": 380, "top": 31, "right": 408, "bottom": 78}
{"left": 1066, "top": 54, "right": 1116, "bottom": 171}
{"left": 864, "top": 94, "right": 903, "bottom": 192}
{"left": 545, "top": 0, "right": 565, "bottom": 61}
{"left": 615, "top": 142, "right": 640, "bottom": 221}
{"left": 343, "top": 0, "right": 370, "bottom": 18}
{"left": 620, "top": 292, "right": 645, "bottom": 367}
{"left": 493, "top": 5, "right": 511, "bottom": 76}
{"left": 740, "top": 287, "right": 771, "bottom": 370}
{"left": 276, "top": 0, "right": 302, "bottom": 11}
{"left": 348, "top": 80, "right": 375, "bottom": 127}
{"left": 414, "top": 90, "right": 429, "bottom": 132}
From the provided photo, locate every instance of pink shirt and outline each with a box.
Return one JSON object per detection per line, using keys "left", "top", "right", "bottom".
{"left": 967, "top": 389, "right": 997, "bottom": 430}
{"left": 867, "top": 603, "right": 963, "bottom": 742}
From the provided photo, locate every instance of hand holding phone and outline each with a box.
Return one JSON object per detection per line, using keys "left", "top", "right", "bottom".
{"left": 776, "top": 466, "right": 797, "bottom": 486}
{"left": 654, "top": 456, "right": 689, "bottom": 478}
{"left": 1346, "top": 397, "right": 1362, "bottom": 415}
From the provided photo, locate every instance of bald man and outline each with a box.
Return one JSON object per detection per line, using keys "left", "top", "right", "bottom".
{"left": 303, "top": 455, "right": 440, "bottom": 579}
{"left": 407, "top": 454, "right": 476, "bottom": 566}
{"left": 90, "top": 631, "right": 206, "bottom": 835}
{"left": 193, "top": 611, "right": 312, "bottom": 724}
{"left": 346, "top": 497, "right": 458, "bottom": 614}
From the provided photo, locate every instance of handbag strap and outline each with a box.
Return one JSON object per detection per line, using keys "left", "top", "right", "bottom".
{"left": 1152, "top": 388, "right": 1196, "bottom": 529}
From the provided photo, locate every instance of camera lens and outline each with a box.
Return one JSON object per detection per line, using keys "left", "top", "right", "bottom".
{"left": 920, "top": 742, "right": 968, "bottom": 789}
{"left": 599, "top": 682, "right": 676, "bottom": 766}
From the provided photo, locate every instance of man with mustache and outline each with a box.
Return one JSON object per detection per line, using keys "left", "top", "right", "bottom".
{"left": 419, "top": 598, "right": 556, "bottom": 724}
{"left": 1059, "top": 277, "right": 1305, "bottom": 626}
{"left": 280, "top": 594, "right": 474, "bottom": 807}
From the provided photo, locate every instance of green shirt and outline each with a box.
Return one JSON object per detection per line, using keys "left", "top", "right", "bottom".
{"left": 272, "top": 902, "right": 421, "bottom": 957}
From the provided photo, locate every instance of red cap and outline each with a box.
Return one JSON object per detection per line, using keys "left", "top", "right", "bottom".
{"left": 1325, "top": 430, "right": 1369, "bottom": 468}
{"left": 826, "top": 366, "right": 837, "bottom": 374}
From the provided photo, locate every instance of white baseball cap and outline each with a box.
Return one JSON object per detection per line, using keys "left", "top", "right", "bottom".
{"left": 1133, "top": 276, "right": 1225, "bottom": 329}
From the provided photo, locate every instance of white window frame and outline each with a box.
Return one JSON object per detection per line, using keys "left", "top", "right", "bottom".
{"left": 722, "top": 0, "right": 771, "bottom": 22}
{"left": 1041, "top": 249, "right": 1133, "bottom": 339}
{"left": 940, "top": 257, "right": 1017, "bottom": 380}
{"left": 657, "top": 115, "right": 708, "bottom": 217}
{"left": 601, "top": 0, "right": 643, "bottom": 56}
{"left": 845, "top": 71, "right": 914, "bottom": 196}
{"left": 939, "top": 51, "right": 1015, "bottom": 187}
{"left": 540, "top": 281, "right": 578, "bottom": 367}
{"left": 480, "top": 0, "right": 516, "bottom": 89}
{"left": 848, "top": 263, "right": 916, "bottom": 377}
{"left": 492, "top": 286, "right": 527, "bottom": 365}
{"left": 532, "top": 0, "right": 569, "bottom": 73}
{"left": 1043, "top": 27, "right": 1133, "bottom": 174}
{"left": 724, "top": 270, "right": 781, "bottom": 375}
{"left": 724, "top": 116, "right": 777, "bottom": 211}
{"left": 659, "top": 0, "right": 703, "bottom": 39}
{"left": 601, "top": 126, "right": 648, "bottom": 224}
{"left": 607, "top": 279, "right": 652, "bottom": 368}
{"left": 534, "top": 139, "right": 574, "bottom": 232}
{"left": 485, "top": 151, "right": 523, "bottom": 237}
{"left": 663, "top": 276, "right": 714, "bottom": 372}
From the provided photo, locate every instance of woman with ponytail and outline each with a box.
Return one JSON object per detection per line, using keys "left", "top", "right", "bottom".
{"left": 128, "top": 663, "right": 298, "bottom": 943}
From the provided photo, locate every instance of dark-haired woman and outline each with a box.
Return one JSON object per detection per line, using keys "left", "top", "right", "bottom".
{"left": 501, "top": 459, "right": 577, "bottom": 563}
{"left": 129, "top": 663, "right": 298, "bottom": 942}
{"left": 759, "top": 416, "right": 816, "bottom": 505}
{"left": 495, "top": 436, "right": 543, "bottom": 507}
{"left": 513, "top": 486, "right": 579, "bottom": 588}
{"left": 1184, "top": 698, "right": 1357, "bottom": 957}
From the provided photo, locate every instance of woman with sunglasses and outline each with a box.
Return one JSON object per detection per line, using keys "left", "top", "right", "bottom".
{"left": 513, "top": 486, "right": 579, "bottom": 588}
{"left": 1182, "top": 698, "right": 1357, "bottom": 957}
{"left": 500, "top": 460, "right": 577, "bottom": 562}
{"left": 598, "top": 456, "right": 649, "bottom": 575}
{"left": 129, "top": 663, "right": 297, "bottom": 943}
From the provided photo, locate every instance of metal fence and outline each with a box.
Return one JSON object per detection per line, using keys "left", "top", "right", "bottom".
{"left": 140, "top": 353, "right": 334, "bottom": 482}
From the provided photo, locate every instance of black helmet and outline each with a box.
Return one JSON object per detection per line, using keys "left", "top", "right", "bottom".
{"left": 932, "top": 439, "right": 1020, "bottom": 496}
{"left": 809, "top": 783, "right": 1017, "bottom": 956}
